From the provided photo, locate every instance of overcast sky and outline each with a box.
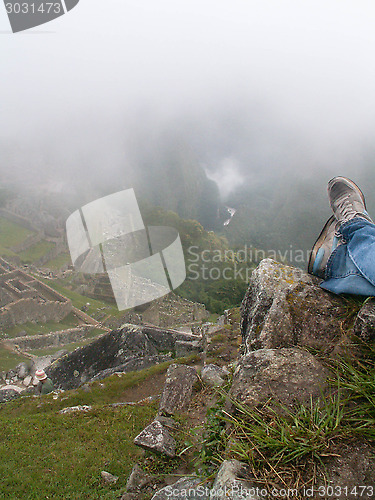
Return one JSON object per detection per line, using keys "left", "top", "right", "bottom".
{"left": 1, "top": 0, "right": 375, "bottom": 195}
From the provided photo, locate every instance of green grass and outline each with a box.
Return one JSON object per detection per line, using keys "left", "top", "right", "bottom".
{"left": 207, "top": 313, "right": 219, "bottom": 323}
{"left": 0, "top": 356, "right": 198, "bottom": 499}
{"left": 38, "top": 278, "right": 122, "bottom": 319}
{"left": 330, "top": 342, "right": 375, "bottom": 441}
{"left": 0, "top": 402, "right": 157, "bottom": 499}
{"left": 0, "top": 217, "right": 35, "bottom": 248}
{"left": 210, "top": 333, "right": 227, "bottom": 344}
{"left": 44, "top": 252, "right": 71, "bottom": 270}
{"left": 0, "top": 243, "right": 17, "bottom": 258}
{"left": 0, "top": 347, "right": 30, "bottom": 372}
{"left": 223, "top": 395, "right": 345, "bottom": 467}
{"left": 17, "top": 240, "right": 55, "bottom": 263}
{"left": 195, "top": 340, "right": 375, "bottom": 488}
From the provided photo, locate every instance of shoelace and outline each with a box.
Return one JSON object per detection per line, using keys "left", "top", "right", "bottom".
{"left": 335, "top": 194, "right": 357, "bottom": 222}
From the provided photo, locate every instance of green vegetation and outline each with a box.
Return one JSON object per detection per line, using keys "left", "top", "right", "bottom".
{"left": 195, "top": 341, "right": 375, "bottom": 488}
{"left": 3, "top": 312, "right": 80, "bottom": 338}
{"left": 18, "top": 240, "right": 55, "bottom": 263}
{"left": 37, "top": 277, "right": 122, "bottom": 319}
{"left": 331, "top": 341, "right": 375, "bottom": 441}
{"left": 0, "top": 347, "right": 30, "bottom": 372}
{"left": 44, "top": 252, "right": 71, "bottom": 270}
{"left": 0, "top": 216, "right": 34, "bottom": 248}
{"left": 0, "top": 402, "right": 156, "bottom": 499}
{"left": 0, "top": 356, "right": 197, "bottom": 499}
{"left": 0, "top": 243, "right": 17, "bottom": 258}
{"left": 142, "top": 205, "right": 250, "bottom": 313}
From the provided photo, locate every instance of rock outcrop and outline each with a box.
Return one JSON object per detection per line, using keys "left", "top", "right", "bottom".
{"left": 127, "top": 258, "right": 375, "bottom": 498}
{"left": 229, "top": 348, "right": 328, "bottom": 409}
{"left": 47, "top": 324, "right": 202, "bottom": 390}
{"left": 241, "top": 259, "right": 349, "bottom": 353}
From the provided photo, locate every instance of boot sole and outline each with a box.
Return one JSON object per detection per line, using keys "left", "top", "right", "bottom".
{"left": 308, "top": 215, "right": 336, "bottom": 275}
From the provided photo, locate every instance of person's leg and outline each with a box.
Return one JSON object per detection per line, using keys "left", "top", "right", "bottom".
{"left": 321, "top": 219, "right": 375, "bottom": 296}
{"left": 309, "top": 176, "right": 375, "bottom": 296}
{"left": 340, "top": 217, "right": 375, "bottom": 286}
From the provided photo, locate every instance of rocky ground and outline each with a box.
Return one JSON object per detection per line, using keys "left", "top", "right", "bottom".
{"left": 1, "top": 258, "right": 375, "bottom": 499}
{"left": 119, "top": 259, "right": 375, "bottom": 499}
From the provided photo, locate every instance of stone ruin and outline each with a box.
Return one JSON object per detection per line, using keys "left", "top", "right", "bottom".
{"left": 0, "top": 258, "right": 72, "bottom": 329}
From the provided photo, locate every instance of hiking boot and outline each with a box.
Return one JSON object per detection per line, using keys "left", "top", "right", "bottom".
{"left": 328, "top": 176, "right": 373, "bottom": 224}
{"left": 308, "top": 216, "right": 341, "bottom": 279}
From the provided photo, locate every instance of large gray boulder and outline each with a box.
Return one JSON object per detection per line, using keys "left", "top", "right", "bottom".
{"left": 229, "top": 348, "right": 328, "bottom": 409}
{"left": 47, "top": 324, "right": 200, "bottom": 390}
{"left": 89, "top": 354, "right": 172, "bottom": 382}
{"left": 175, "top": 340, "right": 202, "bottom": 358}
{"left": 158, "top": 364, "right": 198, "bottom": 416}
{"left": 241, "top": 259, "right": 347, "bottom": 353}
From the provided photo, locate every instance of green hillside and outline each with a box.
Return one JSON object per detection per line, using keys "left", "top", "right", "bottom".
{"left": 0, "top": 357, "right": 197, "bottom": 500}
{"left": 0, "top": 217, "right": 35, "bottom": 248}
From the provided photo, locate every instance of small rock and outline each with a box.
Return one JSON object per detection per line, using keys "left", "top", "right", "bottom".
{"left": 134, "top": 420, "right": 176, "bottom": 457}
{"left": 59, "top": 405, "right": 92, "bottom": 414}
{"left": 158, "top": 364, "right": 198, "bottom": 416}
{"left": 126, "top": 464, "right": 153, "bottom": 492}
{"left": 211, "top": 460, "right": 260, "bottom": 500}
{"left": 23, "top": 375, "right": 32, "bottom": 387}
{"left": 201, "top": 364, "right": 228, "bottom": 387}
{"left": 101, "top": 471, "right": 119, "bottom": 484}
{"left": 15, "top": 362, "right": 29, "bottom": 379}
{"left": 6, "top": 369, "right": 17, "bottom": 384}
{"left": 154, "top": 415, "right": 180, "bottom": 430}
{"left": 0, "top": 388, "right": 20, "bottom": 403}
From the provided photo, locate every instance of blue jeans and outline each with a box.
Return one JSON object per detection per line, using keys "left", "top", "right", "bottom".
{"left": 321, "top": 217, "right": 375, "bottom": 296}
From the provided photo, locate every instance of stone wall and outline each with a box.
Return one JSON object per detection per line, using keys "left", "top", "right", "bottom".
{"left": 5, "top": 325, "right": 96, "bottom": 350}
{"left": 29, "top": 280, "right": 68, "bottom": 303}
{"left": 0, "top": 298, "right": 72, "bottom": 329}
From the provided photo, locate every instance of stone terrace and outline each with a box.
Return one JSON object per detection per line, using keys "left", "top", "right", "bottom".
{"left": 0, "top": 258, "right": 72, "bottom": 329}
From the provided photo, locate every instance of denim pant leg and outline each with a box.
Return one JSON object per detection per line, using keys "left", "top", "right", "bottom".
{"left": 320, "top": 217, "right": 375, "bottom": 296}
